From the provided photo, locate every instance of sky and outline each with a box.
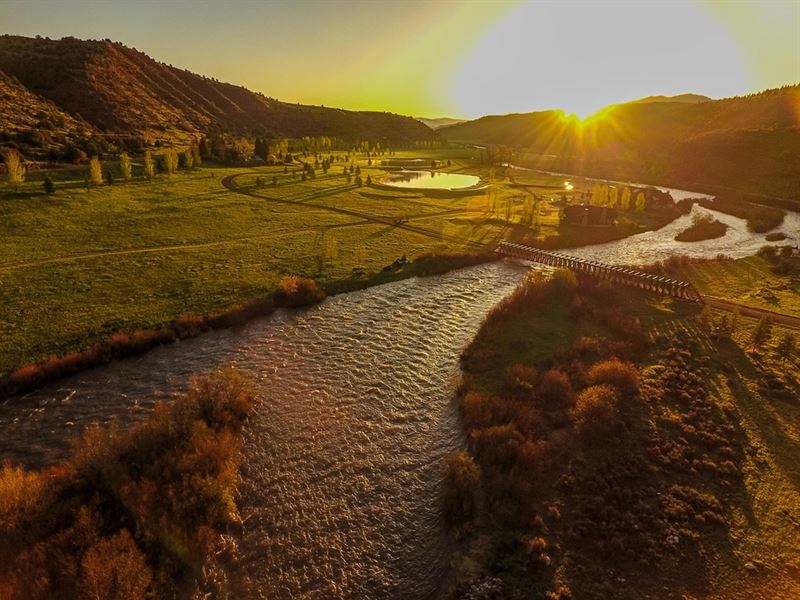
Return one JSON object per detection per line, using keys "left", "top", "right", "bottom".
{"left": 1, "top": 0, "right": 798, "bottom": 119}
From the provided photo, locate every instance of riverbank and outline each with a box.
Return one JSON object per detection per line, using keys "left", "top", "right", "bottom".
{"left": 0, "top": 368, "right": 255, "bottom": 599}
{"left": 0, "top": 252, "right": 497, "bottom": 400}
{"left": 0, "top": 259, "right": 532, "bottom": 597}
{"left": 447, "top": 272, "right": 800, "bottom": 599}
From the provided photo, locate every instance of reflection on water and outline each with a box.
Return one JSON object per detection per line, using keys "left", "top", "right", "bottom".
{"left": 566, "top": 204, "right": 800, "bottom": 265}
{"left": 0, "top": 185, "right": 796, "bottom": 597}
{"left": 381, "top": 170, "right": 480, "bottom": 190}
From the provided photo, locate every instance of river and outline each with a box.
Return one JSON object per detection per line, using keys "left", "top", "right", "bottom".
{"left": 0, "top": 198, "right": 797, "bottom": 598}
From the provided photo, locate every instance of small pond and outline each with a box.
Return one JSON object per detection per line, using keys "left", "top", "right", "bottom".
{"left": 379, "top": 170, "right": 481, "bottom": 191}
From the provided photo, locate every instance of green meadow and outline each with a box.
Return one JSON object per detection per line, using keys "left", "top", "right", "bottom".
{"left": 0, "top": 149, "right": 579, "bottom": 376}
{"left": 678, "top": 256, "right": 800, "bottom": 317}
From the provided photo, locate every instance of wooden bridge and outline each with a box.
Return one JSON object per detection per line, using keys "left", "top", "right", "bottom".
{"left": 496, "top": 242, "right": 703, "bottom": 302}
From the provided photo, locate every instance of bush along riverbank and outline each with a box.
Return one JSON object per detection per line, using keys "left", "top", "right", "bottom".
{"left": 0, "top": 276, "right": 325, "bottom": 400}
{"left": 442, "top": 270, "right": 800, "bottom": 599}
{"left": 0, "top": 252, "right": 498, "bottom": 400}
{"left": 674, "top": 213, "right": 728, "bottom": 242}
{"left": 692, "top": 194, "right": 785, "bottom": 233}
{"left": 0, "top": 368, "right": 255, "bottom": 599}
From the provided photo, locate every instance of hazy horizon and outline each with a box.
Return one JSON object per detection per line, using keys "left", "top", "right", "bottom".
{"left": 2, "top": 0, "right": 798, "bottom": 119}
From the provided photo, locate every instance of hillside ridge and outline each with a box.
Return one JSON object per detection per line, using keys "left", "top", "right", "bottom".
{"left": 0, "top": 35, "right": 434, "bottom": 154}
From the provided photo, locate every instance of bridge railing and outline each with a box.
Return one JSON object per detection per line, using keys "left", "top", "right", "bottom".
{"left": 495, "top": 242, "right": 702, "bottom": 302}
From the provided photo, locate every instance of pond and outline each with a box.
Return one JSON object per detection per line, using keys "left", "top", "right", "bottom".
{"left": 379, "top": 170, "right": 481, "bottom": 191}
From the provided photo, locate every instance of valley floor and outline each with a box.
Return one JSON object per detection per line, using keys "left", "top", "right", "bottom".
{"left": 0, "top": 148, "right": 670, "bottom": 382}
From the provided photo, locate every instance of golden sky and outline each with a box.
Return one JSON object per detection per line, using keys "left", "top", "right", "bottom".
{"left": 2, "top": 0, "right": 798, "bottom": 118}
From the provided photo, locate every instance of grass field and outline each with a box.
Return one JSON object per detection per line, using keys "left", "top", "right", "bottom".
{"left": 0, "top": 148, "right": 594, "bottom": 377}
{"left": 454, "top": 277, "right": 800, "bottom": 599}
{"left": 678, "top": 256, "right": 800, "bottom": 317}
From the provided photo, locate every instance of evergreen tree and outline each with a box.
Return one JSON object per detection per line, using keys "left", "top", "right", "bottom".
{"left": 42, "top": 176, "right": 55, "bottom": 195}
{"left": 750, "top": 316, "right": 772, "bottom": 352}
{"left": 775, "top": 332, "right": 796, "bottom": 365}
{"left": 634, "top": 191, "right": 646, "bottom": 211}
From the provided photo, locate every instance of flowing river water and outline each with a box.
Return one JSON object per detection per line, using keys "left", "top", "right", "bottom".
{"left": 0, "top": 200, "right": 797, "bottom": 598}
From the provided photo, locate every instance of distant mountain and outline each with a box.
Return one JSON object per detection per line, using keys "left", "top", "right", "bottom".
{"left": 0, "top": 35, "right": 434, "bottom": 156}
{"left": 416, "top": 117, "right": 467, "bottom": 130}
{"left": 439, "top": 85, "right": 800, "bottom": 202}
{"left": 629, "top": 93, "right": 711, "bottom": 105}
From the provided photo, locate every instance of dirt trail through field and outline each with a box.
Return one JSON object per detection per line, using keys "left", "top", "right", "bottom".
{"left": 702, "top": 295, "right": 800, "bottom": 329}
{"left": 0, "top": 175, "right": 489, "bottom": 272}
{"left": 220, "top": 173, "right": 487, "bottom": 249}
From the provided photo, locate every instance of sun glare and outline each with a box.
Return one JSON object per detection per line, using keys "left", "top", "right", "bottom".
{"left": 449, "top": 0, "right": 749, "bottom": 119}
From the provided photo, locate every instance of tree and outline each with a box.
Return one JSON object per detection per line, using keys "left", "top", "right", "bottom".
{"left": 571, "top": 384, "right": 619, "bottom": 442}
{"left": 774, "top": 332, "right": 796, "bottom": 365}
{"left": 183, "top": 148, "right": 194, "bottom": 170}
{"left": 634, "top": 191, "right": 646, "bottom": 211}
{"left": 88, "top": 156, "right": 103, "bottom": 186}
{"left": 119, "top": 152, "right": 132, "bottom": 182}
{"left": 730, "top": 307, "right": 740, "bottom": 335}
{"left": 620, "top": 187, "right": 631, "bottom": 210}
{"left": 698, "top": 305, "right": 713, "bottom": 331}
{"left": 42, "top": 176, "right": 55, "bottom": 195}
{"left": 608, "top": 185, "right": 618, "bottom": 207}
{"left": 440, "top": 452, "right": 481, "bottom": 523}
{"left": 144, "top": 150, "right": 155, "bottom": 180}
{"left": 2, "top": 147, "right": 25, "bottom": 191}
{"left": 537, "top": 369, "right": 575, "bottom": 408}
{"left": 587, "top": 359, "right": 639, "bottom": 398}
{"left": 191, "top": 143, "right": 202, "bottom": 167}
{"left": 750, "top": 316, "right": 772, "bottom": 353}
{"left": 590, "top": 183, "right": 602, "bottom": 206}
{"left": 163, "top": 149, "right": 178, "bottom": 175}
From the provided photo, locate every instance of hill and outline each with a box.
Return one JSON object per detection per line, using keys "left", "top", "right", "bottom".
{"left": 416, "top": 117, "right": 466, "bottom": 130}
{"left": 439, "top": 86, "right": 800, "bottom": 202}
{"left": 630, "top": 93, "right": 711, "bottom": 104}
{"left": 0, "top": 68, "right": 92, "bottom": 156}
{"left": 0, "top": 35, "right": 434, "bottom": 155}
